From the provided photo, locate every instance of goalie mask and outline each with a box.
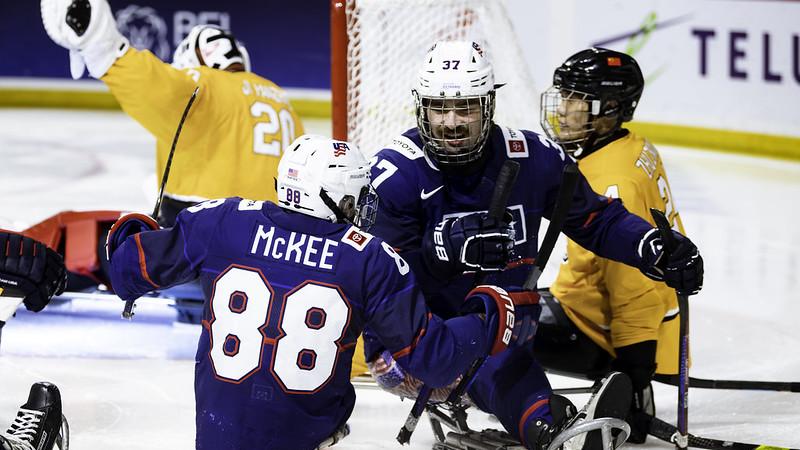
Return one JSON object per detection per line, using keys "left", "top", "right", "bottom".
{"left": 276, "top": 135, "right": 378, "bottom": 230}
{"left": 540, "top": 47, "right": 644, "bottom": 157}
{"left": 414, "top": 40, "right": 497, "bottom": 169}
{"left": 172, "top": 25, "right": 251, "bottom": 72}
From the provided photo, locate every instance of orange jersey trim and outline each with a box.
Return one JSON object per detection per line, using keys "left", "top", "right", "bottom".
{"left": 518, "top": 398, "right": 550, "bottom": 444}
{"left": 134, "top": 234, "right": 160, "bottom": 289}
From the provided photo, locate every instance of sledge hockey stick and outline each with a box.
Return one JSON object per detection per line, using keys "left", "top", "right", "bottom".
{"left": 444, "top": 162, "right": 579, "bottom": 402}
{"left": 649, "top": 415, "right": 797, "bottom": 450}
{"left": 0, "top": 294, "right": 24, "bottom": 348}
{"left": 653, "top": 374, "right": 800, "bottom": 393}
{"left": 121, "top": 86, "right": 199, "bottom": 320}
{"left": 651, "top": 208, "right": 691, "bottom": 450}
{"left": 396, "top": 160, "right": 521, "bottom": 445}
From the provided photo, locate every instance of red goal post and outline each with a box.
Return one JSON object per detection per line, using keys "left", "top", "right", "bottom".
{"left": 331, "top": 0, "right": 540, "bottom": 157}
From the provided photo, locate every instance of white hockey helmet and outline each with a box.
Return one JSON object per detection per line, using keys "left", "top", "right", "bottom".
{"left": 172, "top": 25, "right": 251, "bottom": 71}
{"left": 276, "top": 135, "right": 378, "bottom": 229}
{"left": 414, "top": 40, "right": 497, "bottom": 168}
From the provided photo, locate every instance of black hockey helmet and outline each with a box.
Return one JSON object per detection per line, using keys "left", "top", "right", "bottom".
{"left": 540, "top": 48, "right": 644, "bottom": 156}
{"left": 554, "top": 47, "right": 643, "bottom": 122}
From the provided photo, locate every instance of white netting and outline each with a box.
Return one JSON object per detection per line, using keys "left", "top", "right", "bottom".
{"left": 343, "top": 0, "right": 540, "bottom": 157}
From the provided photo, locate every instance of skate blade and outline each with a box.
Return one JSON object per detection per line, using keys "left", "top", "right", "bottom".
{"left": 54, "top": 415, "right": 69, "bottom": 450}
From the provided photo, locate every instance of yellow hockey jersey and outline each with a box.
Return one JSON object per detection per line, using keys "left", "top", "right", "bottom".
{"left": 549, "top": 131, "right": 685, "bottom": 375}
{"left": 102, "top": 48, "right": 304, "bottom": 202}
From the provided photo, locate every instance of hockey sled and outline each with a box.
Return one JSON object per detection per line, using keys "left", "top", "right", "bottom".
{"left": 426, "top": 400, "right": 629, "bottom": 450}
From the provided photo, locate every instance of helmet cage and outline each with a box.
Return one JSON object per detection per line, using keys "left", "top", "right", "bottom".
{"left": 540, "top": 86, "right": 602, "bottom": 154}
{"left": 414, "top": 91, "right": 495, "bottom": 166}
{"left": 319, "top": 184, "right": 378, "bottom": 230}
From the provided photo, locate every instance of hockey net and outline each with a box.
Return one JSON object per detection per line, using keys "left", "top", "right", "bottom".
{"left": 331, "top": 0, "right": 540, "bottom": 157}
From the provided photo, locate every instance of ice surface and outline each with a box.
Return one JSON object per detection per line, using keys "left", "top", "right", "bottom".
{"left": 1, "top": 109, "right": 798, "bottom": 449}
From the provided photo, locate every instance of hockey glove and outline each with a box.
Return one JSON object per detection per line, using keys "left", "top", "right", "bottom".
{"left": 105, "top": 213, "right": 159, "bottom": 260}
{"left": 0, "top": 232, "right": 67, "bottom": 312}
{"left": 462, "top": 285, "right": 541, "bottom": 356}
{"left": 423, "top": 211, "right": 516, "bottom": 279}
{"left": 41, "top": 0, "right": 130, "bottom": 79}
{"left": 638, "top": 228, "right": 703, "bottom": 296}
{"left": 366, "top": 350, "right": 456, "bottom": 402}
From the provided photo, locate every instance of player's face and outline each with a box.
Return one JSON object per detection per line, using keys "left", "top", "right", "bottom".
{"left": 425, "top": 98, "right": 483, "bottom": 153}
{"left": 556, "top": 91, "right": 591, "bottom": 141}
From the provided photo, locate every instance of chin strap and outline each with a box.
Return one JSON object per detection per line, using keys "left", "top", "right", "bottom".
{"left": 319, "top": 189, "right": 353, "bottom": 225}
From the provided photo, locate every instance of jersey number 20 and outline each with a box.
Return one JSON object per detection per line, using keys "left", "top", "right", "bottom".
{"left": 251, "top": 101, "right": 297, "bottom": 156}
{"left": 209, "top": 266, "right": 350, "bottom": 393}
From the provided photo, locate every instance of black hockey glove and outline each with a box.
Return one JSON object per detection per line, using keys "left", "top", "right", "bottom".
{"left": 612, "top": 341, "right": 657, "bottom": 443}
{"left": 0, "top": 232, "right": 67, "bottom": 312}
{"left": 461, "top": 286, "right": 541, "bottom": 356}
{"left": 638, "top": 228, "right": 703, "bottom": 296}
{"left": 105, "top": 213, "right": 159, "bottom": 260}
{"left": 423, "top": 211, "right": 516, "bottom": 279}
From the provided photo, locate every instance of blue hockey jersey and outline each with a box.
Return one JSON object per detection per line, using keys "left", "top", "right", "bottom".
{"left": 369, "top": 125, "right": 654, "bottom": 319}
{"left": 108, "top": 198, "right": 491, "bottom": 450}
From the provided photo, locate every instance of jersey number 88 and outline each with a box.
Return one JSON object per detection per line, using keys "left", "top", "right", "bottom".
{"left": 209, "top": 265, "right": 350, "bottom": 393}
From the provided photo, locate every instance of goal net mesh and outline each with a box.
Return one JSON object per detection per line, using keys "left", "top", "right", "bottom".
{"left": 341, "top": 0, "right": 540, "bottom": 157}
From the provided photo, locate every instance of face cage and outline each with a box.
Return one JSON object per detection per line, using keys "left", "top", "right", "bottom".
{"left": 540, "top": 86, "right": 599, "bottom": 155}
{"left": 354, "top": 185, "right": 379, "bottom": 231}
{"left": 415, "top": 93, "right": 494, "bottom": 167}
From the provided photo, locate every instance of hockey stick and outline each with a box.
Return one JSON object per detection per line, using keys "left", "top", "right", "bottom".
{"left": 654, "top": 374, "right": 800, "bottom": 393}
{"left": 0, "top": 295, "right": 25, "bottom": 348}
{"left": 443, "top": 162, "right": 579, "bottom": 402}
{"left": 396, "top": 160, "right": 521, "bottom": 445}
{"left": 649, "top": 415, "right": 796, "bottom": 450}
{"left": 121, "top": 86, "right": 199, "bottom": 320}
{"left": 651, "top": 208, "right": 691, "bottom": 450}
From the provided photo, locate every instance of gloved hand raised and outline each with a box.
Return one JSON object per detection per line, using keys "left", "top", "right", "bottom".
{"left": 638, "top": 228, "right": 703, "bottom": 296}
{"left": 462, "top": 285, "right": 541, "bottom": 356}
{"left": 41, "top": 0, "right": 130, "bottom": 79}
{"left": 423, "top": 211, "right": 516, "bottom": 279}
{"left": 0, "top": 232, "right": 67, "bottom": 312}
{"left": 105, "top": 213, "right": 159, "bottom": 260}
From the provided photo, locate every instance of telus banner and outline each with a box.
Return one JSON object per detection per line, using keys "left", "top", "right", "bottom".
{"left": 509, "top": 0, "right": 799, "bottom": 137}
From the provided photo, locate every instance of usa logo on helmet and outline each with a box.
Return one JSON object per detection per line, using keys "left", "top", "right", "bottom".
{"left": 332, "top": 142, "right": 349, "bottom": 157}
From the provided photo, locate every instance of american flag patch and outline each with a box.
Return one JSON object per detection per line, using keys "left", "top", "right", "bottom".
{"left": 288, "top": 168, "right": 299, "bottom": 178}
{"left": 333, "top": 142, "right": 349, "bottom": 156}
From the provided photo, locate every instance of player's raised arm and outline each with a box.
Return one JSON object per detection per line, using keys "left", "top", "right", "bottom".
{"left": 40, "top": 0, "right": 201, "bottom": 141}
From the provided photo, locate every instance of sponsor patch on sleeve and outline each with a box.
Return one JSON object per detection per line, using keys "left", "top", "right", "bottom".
{"left": 386, "top": 136, "right": 424, "bottom": 160}
{"left": 341, "top": 226, "right": 373, "bottom": 251}
{"left": 500, "top": 127, "right": 529, "bottom": 158}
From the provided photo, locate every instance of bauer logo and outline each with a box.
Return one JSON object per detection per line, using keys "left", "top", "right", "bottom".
{"left": 116, "top": 5, "right": 171, "bottom": 60}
